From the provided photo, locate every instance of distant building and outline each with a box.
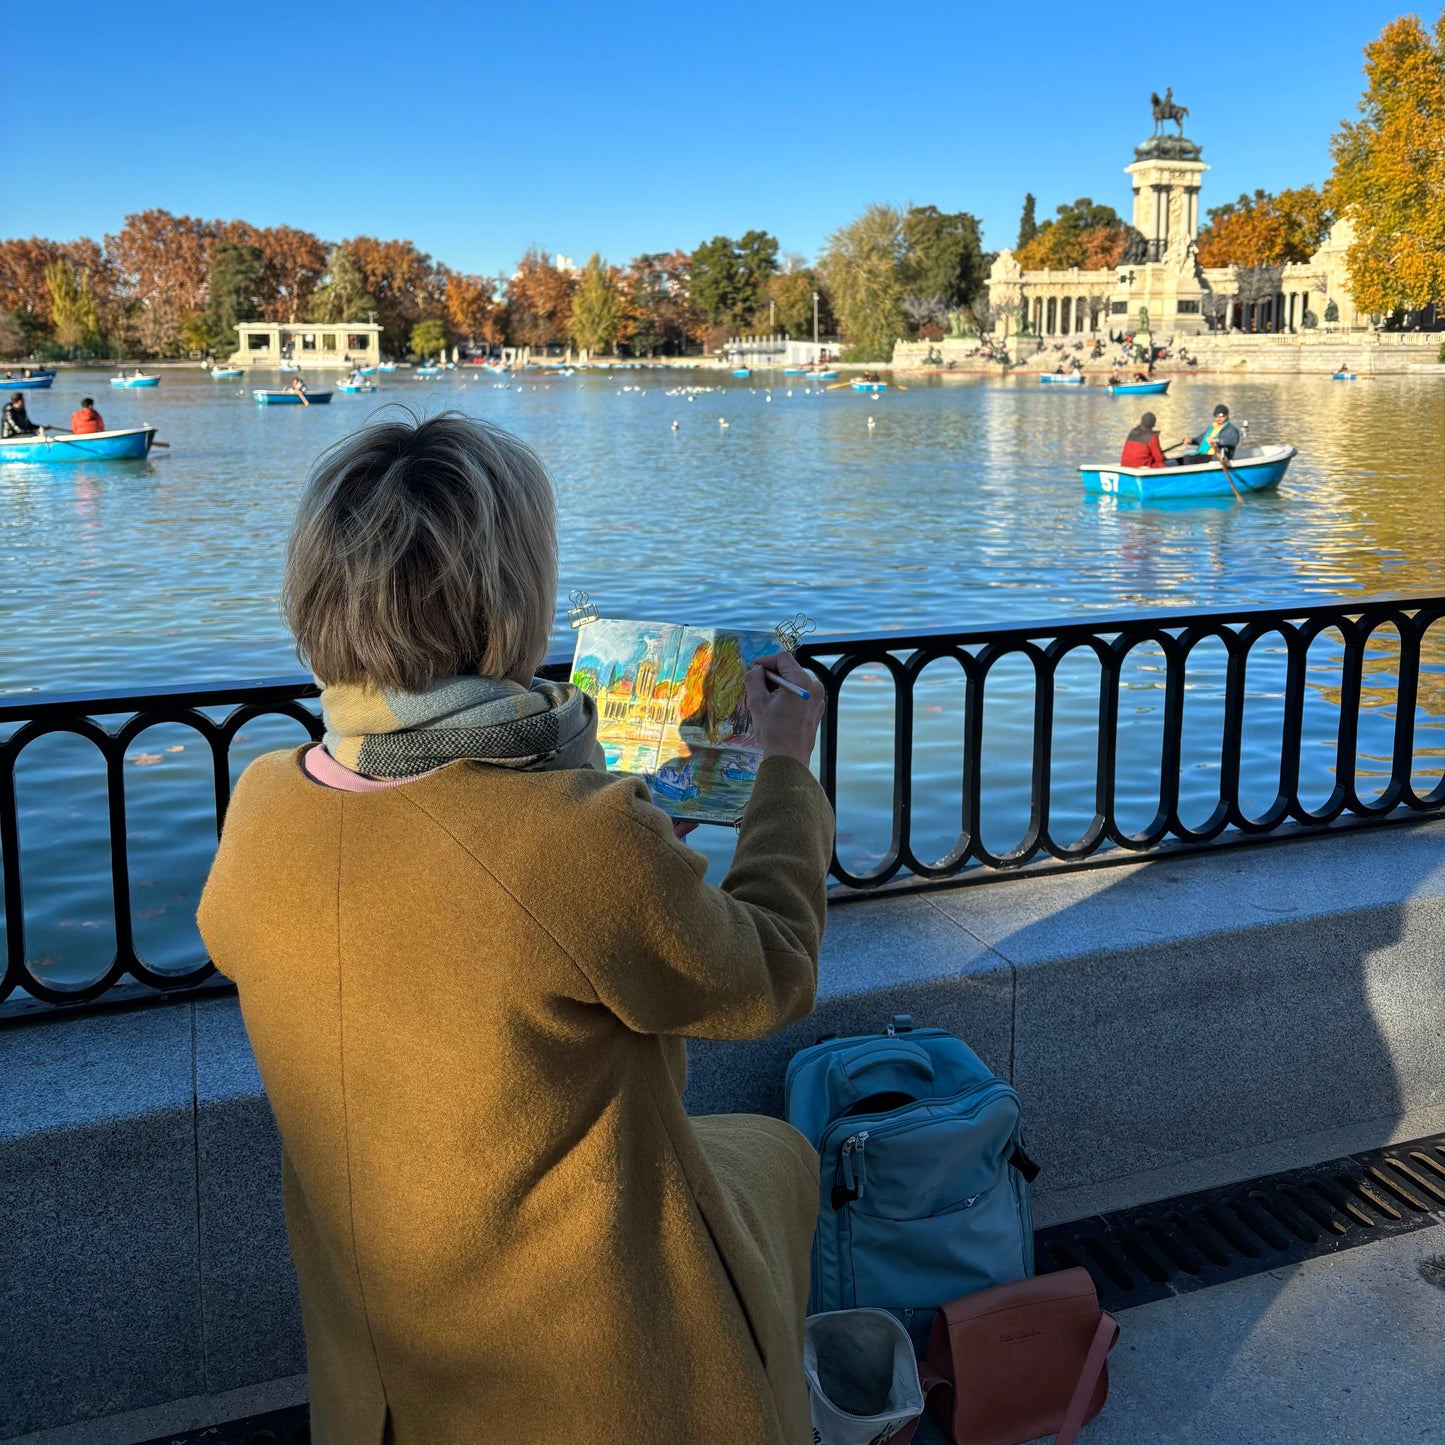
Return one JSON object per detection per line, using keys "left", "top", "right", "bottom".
{"left": 230, "top": 322, "right": 383, "bottom": 369}
{"left": 987, "top": 112, "right": 1367, "bottom": 339}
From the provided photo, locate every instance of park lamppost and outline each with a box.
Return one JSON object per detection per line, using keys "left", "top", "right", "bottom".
{"left": 813, "top": 290, "right": 820, "bottom": 344}
{"left": 769, "top": 298, "right": 776, "bottom": 331}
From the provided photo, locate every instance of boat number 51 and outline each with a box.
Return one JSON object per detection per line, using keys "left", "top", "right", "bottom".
{"left": 1098, "top": 472, "right": 1120, "bottom": 493}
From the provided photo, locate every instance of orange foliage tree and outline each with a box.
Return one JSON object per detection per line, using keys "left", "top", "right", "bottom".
{"left": 444, "top": 272, "right": 502, "bottom": 345}
{"left": 345, "top": 237, "right": 447, "bottom": 355}
{"left": 1015, "top": 199, "right": 1128, "bottom": 271}
{"left": 1195, "top": 187, "right": 1332, "bottom": 267}
{"left": 506, "top": 247, "right": 576, "bottom": 347}
{"left": 1329, "top": 12, "right": 1445, "bottom": 316}
{"left": 105, "top": 209, "right": 217, "bottom": 356}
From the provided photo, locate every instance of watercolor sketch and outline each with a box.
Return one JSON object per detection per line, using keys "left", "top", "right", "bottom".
{"left": 571, "top": 619, "right": 779, "bottom": 824}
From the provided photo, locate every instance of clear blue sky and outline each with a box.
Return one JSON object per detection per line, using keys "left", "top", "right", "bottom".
{"left": 0, "top": 0, "right": 1415, "bottom": 272}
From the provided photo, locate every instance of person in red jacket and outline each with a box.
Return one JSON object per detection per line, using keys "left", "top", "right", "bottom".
{"left": 70, "top": 397, "right": 105, "bottom": 434}
{"left": 1120, "top": 410, "right": 1165, "bottom": 468}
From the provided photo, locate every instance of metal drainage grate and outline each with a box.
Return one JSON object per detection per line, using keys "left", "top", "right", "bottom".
{"left": 138, "top": 1134, "right": 1445, "bottom": 1442}
{"left": 1035, "top": 1130, "right": 1445, "bottom": 1313}
{"left": 134, "top": 1403, "right": 309, "bottom": 1445}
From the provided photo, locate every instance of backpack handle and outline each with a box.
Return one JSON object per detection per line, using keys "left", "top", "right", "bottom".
{"left": 830, "top": 1041, "right": 936, "bottom": 1108}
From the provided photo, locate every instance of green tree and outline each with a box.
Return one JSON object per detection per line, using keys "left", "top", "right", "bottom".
{"left": 1329, "top": 12, "right": 1445, "bottom": 315}
{"left": 820, "top": 203, "right": 907, "bottom": 360}
{"left": 409, "top": 317, "right": 447, "bottom": 359}
{"left": 1017, "top": 194, "right": 1038, "bottom": 249}
{"left": 203, "top": 240, "right": 263, "bottom": 357}
{"left": 767, "top": 269, "right": 826, "bottom": 337}
{"left": 569, "top": 254, "right": 624, "bottom": 354}
{"left": 309, "top": 245, "right": 378, "bottom": 323}
{"left": 44, "top": 258, "right": 100, "bottom": 348}
{"left": 901, "top": 206, "right": 985, "bottom": 311}
{"left": 689, "top": 231, "right": 779, "bottom": 327}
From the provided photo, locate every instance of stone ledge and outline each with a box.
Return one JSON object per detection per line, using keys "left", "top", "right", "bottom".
{"left": 3, "top": 821, "right": 1443, "bottom": 1438}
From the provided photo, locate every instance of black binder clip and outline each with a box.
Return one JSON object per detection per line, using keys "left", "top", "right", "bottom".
{"left": 567, "top": 589, "right": 599, "bottom": 629}
{"left": 773, "top": 613, "right": 816, "bottom": 653}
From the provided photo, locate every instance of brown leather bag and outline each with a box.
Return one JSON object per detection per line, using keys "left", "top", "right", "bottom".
{"left": 908, "top": 1268, "right": 1119, "bottom": 1445}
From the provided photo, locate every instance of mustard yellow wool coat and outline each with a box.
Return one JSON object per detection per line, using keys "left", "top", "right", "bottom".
{"left": 197, "top": 748, "right": 834, "bottom": 1445}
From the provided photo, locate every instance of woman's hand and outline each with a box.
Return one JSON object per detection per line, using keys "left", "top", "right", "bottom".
{"left": 745, "top": 652, "right": 826, "bottom": 766}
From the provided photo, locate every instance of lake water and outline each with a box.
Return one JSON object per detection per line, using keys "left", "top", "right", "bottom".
{"left": 3, "top": 366, "right": 1444, "bottom": 989}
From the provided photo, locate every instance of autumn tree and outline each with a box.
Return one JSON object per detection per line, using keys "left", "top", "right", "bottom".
{"left": 623, "top": 251, "right": 699, "bottom": 355}
{"left": 444, "top": 272, "right": 500, "bottom": 344}
{"left": 346, "top": 236, "right": 446, "bottom": 355}
{"left": 105, "top": 209, "right": 218, "bottom": 356}
{"left": 255, "top": 226, "right": 328, "bottom": 321}
{"left": 309, "top": 245, "right": 378, "bottom": 324}
{"left": 766, "top": 269, "right": 827, "bottom": 339}
{"left": 1196, "top": 187, "right": 1333, "bottom": 267}
{"left": 704, "top": 636, "right": 746, "bottom": 742}
{"left": 569, "top": 254, "right": 624, "bottom": 355}
{"left": 819, "top": 204, "right": 907, "bottom": 360}
{"left": 1329, "top": 12, "right": 1445, "bottom": 315}
{"left": 45, "top": 258, "right": 100, "bottom": 348}
{"left": 1015, "top": 198, "right": 1128, "bottom": 271}
{"left": 506, "top": 247, "right": 576, "bottom": 347}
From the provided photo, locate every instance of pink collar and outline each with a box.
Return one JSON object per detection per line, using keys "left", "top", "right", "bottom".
{"left": 301, "top": 743, "right": 442, "bottom": 793}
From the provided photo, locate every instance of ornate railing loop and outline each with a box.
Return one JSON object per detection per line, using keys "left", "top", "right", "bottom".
{"left": 4, "top": 594, "right": 1445, "bottom": 1016}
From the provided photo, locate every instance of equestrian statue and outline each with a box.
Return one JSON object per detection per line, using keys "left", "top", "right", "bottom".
{"left": 1151, "top": 87, "right": 1189, "bottom": 136}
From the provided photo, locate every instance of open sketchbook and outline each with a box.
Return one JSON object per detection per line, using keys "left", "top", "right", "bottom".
{"left": 570, "top": 619, "right": 783, "bottom": 825}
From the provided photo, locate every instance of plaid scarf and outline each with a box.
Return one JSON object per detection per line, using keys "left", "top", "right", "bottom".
{"left": 320, "top": 674, "right": 601, "bottom": 779}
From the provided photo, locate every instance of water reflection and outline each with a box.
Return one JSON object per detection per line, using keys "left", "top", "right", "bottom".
{"left": 3, "top": 369, "right": 1444, "bottom": 982}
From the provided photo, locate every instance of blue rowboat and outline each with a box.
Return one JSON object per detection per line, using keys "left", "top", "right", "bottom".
{"left": 111, "top": 374, "right": 160, "bottom": 388}
{"left": 812, "top": 370, "right": 839, "bottom": 380}
{"left": 783, "top": 368, "right": 806, "bottom": 375}
{"left": 377, "top": 362, "right": 397, "bottom": 372}
{"left": 414, "top": 366, "right": 443, "bottom": 378}
{"left": 0, "top": 426, "right": 156, "bottom": 463}
{"left": 1332, "top": 372, "right": 1357, "bottom": 381}
{"left": 1040, "top": 373, "right": 1084, "bottom": 385}
{"left": 1, "top": 371, "right": 56, "bottom": 389}
{"left": 357, "top": 366, "right": 377, "bottom": 375}
{"left": 1106, "top": 379, "right": 1170, "bottom": 396}
{"left": 335, "top": 382, "right": 375, "bottom": 393}
{"left": 1080, "top": 443, "right": 1296, "bottom": 500}
{"left": 732, "top": 368, "right": 751, "bottom": 378}
{"left": 208, "top": 367, "right": 243, "bottom": 379}
{"left": 252, "top": 389, "right": 333, "bottom": 405}
{"left": 851, "top": 380, "right": 888, "bottom": 392}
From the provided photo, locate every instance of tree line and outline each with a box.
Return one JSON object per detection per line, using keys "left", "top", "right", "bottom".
{"left": 2, "top": 15, "right": 1438, "bottom": 364}
{"left": 0, "top": 205, "right": 995, "bottom": 364}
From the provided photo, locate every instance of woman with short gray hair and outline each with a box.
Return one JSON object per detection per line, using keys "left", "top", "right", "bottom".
{"left": 199, "top": 411, "right": 833, "bottom": 1445}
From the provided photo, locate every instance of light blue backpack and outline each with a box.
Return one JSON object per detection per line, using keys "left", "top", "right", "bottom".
{"left": 784, "top": 1015, "right": 1037, "bottom": 1353}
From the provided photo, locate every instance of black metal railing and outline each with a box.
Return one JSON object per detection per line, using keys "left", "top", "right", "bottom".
{"left": 3, "top": 595, "right": 1445, "bottom": 1014}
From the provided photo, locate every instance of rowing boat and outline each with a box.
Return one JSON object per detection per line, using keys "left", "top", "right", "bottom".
{"left": 1, "top": 371, "right": 55, "bottom": 390}
{"left": 209, "top": 367, "right": 243, "bottom": 379}
{"left": 1080, "top": 443, "right": 1296, "bottom": 500}
{"left": 1331, "top": 372, "right": 1357, "bottom": 381}
{"left": 252, "top": 389, "right": 333, "bottom": 405}
{"left": 335, "top": 382, "right": 375, "bottom": 393}
{"left": 851, "top": 381, "right": 888, "bottom": 392}
{"left": 110, "top": 374, "right": 160, "bottom": 388}
{"left": 1040, "top": 373, "right": 1084, "bottom": 385}
{"left": 1106, "top": 380, "right": 1170, "bottom": 396}
{"left": 0, "top": 426, "right": 156, "bottom": 462}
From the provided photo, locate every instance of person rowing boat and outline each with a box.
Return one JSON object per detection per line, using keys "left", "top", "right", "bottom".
{"left": 1168, "top": 402, "right": 1239, "bottom": 467}
{"left": 1, "top": 392, "right": 53, "bottom": 439}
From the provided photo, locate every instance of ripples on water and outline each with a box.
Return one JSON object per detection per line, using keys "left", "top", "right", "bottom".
{"left": 2, "top": 369, "right": 1443, "bottom": 987}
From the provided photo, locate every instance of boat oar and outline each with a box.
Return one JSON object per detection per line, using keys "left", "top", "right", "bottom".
{"left": 1215, "top": 447, "right": 1244, "bottom": 502}
{"left": 826, "top": 381, "right": 851, "bottom": 390}
{"left": 151, "top": 440, "right": 170, "bottom": 448}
